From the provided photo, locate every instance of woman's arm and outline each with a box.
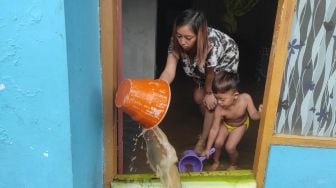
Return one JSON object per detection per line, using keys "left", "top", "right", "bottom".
{"left": 159, "top": 53, "right": 178, "bottom": 84}
{"left": 203, "top": 66, "right": 217, "bottom": 110}
{"left": 204, "top": 66, "right": 214, "bottom": 94}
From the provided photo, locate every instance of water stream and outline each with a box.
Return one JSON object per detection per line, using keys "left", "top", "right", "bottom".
{"left": 142, "top": 126, "right": 182, "bottom": 188}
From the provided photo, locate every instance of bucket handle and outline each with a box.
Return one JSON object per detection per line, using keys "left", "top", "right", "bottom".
{"left": 198, "top": 147, "right": 216, "bottom": 161}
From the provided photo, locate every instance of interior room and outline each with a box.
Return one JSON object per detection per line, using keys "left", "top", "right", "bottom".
{"left": 122, "top": 0, "right": 278, "bottom": 174}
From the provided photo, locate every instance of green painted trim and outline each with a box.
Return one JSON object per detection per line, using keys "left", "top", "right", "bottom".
{"left": 112, "top": 170, "right": 255, "bottom": 183}
{"left": 112, "top": 173, "right": 160, "bottom": 183}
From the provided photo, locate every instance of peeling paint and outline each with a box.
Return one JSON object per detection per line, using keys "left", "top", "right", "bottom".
{"left": 0, "top": 39, "right": 20, "bottom": 65}
{"left": 0, "top": 104, "right": 25, "bottom": 127}
{"left": 0, "top": 83, "right": 5, "bottom": 91}
{"left": 43, "top": 151, "right": 49, "bottom": 157}
{"left": 1, "top": 77, "right": 41, "bottom": 97}
{"left": 0, "top": 127, "right": 13, "bottom": 145}
{"left": 28, "top": 6, "right": 43, "bottom": 24}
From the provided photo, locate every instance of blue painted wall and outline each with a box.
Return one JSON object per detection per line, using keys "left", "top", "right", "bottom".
{"left": 265, "top": 145, "right": 336, "bottom": 188}
{"left": 64, "top": 0, "right": 103, "bottom": 188}
{"left": 0, "top": 0, "right": 103, "bottom": 187}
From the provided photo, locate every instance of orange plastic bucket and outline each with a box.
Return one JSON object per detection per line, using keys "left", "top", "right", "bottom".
{"left": 115, "top": 79, "right": 171, "bottom": 129}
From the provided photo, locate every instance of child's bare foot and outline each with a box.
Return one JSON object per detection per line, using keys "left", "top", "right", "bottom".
{"left": 227, "top": 165, "right": 238, "bottom": 170}
{"left": 209, "top": 161, "right": 220, "bottom": 171}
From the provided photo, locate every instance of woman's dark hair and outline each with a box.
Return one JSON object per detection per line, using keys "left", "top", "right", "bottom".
{"left": 212, "top": 71, "right": 240, "bottom": 93}
{"left": 171, "top": 9, "right": 208, "bottom": 67}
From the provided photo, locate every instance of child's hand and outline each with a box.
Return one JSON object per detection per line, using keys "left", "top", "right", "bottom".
{"left": 202, "top": 149, "right": 210, "bottom": 159}
{"left": 258, "top": 104, "right": 263, "bottom": 113}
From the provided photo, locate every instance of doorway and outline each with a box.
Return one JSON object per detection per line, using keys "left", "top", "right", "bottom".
{"left": 122, "top": 0, "right": 278, "bottom": 173}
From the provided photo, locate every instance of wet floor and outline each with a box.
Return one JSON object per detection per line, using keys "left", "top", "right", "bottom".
{"left": 122, "top": 63, "right": 264, "bottom": 174}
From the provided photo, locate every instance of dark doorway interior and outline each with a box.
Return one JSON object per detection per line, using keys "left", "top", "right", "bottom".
{"left": 123, "top": 0, "right": 278, "bottom": 173}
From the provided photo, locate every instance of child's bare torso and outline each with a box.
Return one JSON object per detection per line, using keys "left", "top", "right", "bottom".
{"left": 219, "top": 93, "right": 249, "bottom": 127}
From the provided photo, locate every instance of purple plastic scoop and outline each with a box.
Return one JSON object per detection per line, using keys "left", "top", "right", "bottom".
{"left": 178, "top": 147, "right": 215, "bottom": 172}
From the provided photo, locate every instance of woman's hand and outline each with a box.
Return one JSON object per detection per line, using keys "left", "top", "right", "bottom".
{"left": 203, "top": 93, "right": 217, "bottom": 110}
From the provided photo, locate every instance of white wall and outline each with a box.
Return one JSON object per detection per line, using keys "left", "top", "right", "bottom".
{"left": 122, "top": 0, "right": 157, "bottom": 79}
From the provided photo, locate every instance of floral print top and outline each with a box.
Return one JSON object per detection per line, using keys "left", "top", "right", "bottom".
{"left": 168, "top": 27, "right": 239, "bottom": 84}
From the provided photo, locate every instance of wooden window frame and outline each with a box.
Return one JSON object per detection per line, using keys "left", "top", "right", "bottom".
{"left": 253, "top": 0, "right": 336, "bottom": 187}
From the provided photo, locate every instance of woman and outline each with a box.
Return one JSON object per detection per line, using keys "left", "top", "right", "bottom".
{"left": 159, "top": 9, "right": 239, "bottom": 155}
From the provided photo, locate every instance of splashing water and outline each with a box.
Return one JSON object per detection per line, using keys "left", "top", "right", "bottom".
{"left": 129, "top": 125, "right": 145, "bottom": 173}
{"left": 142, "top": 126, "right": 182, "bottom": 188}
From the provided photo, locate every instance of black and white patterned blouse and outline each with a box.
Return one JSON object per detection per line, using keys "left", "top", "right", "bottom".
{"left": 168, "top": 27, "right": 239, "bottom": 84}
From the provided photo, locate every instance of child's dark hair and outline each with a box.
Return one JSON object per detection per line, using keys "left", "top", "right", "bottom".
{"left": 212, "top": 71, "right": 240, "bottom": 93}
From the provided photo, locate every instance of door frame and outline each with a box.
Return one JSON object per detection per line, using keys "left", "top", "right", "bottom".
{"left": 252, "top": 0, "right": 296, "bottom": 187}
{"left": 100, "top": 0, "right": 121, "bottom": 187}
{"left": 100, "top": 0, "right": 336, "bottom": 188}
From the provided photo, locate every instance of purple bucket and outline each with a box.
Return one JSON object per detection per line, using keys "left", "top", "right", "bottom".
{"left": 178, "top": 148, "right": 215, "bottom": 172}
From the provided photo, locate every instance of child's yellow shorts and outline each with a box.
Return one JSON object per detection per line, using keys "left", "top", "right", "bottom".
{"left": 223, "top": 117, "right": 250, "bottom": 133}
